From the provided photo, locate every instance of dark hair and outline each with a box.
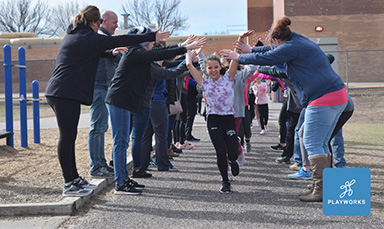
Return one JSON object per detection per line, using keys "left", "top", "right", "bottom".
{"left": 72, "top": 5, "right": 100, "bottom": 29}
{"left": 204, "top": 55, "right": 221, "bottom": 66}
{"left": 267, "top": 17, "right": 291, "bottom": 45}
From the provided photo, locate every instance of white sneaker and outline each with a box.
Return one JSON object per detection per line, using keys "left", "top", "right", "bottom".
{"left": 260, "top": 129, "right": 266, "bottom": 135}
{"left": 264, "top": 125, "right": 269, "bottom": 132}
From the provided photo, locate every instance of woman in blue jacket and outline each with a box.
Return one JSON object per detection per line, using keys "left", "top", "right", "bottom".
{"left": 221, "top": 17, "right": 348, "bottom": 202}
{"left": 44, "top": 5, "right": 170, "bottom": 197}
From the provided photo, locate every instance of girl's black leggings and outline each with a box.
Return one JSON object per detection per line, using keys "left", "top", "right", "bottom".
{"left": 257, "top": 103, "right": 269, "bottom": 129}
{"left": 46, "top": 96, "right": 81, "bottom": 183}
{"left": 207, "top": 115, "right": 238, "bottom": 182}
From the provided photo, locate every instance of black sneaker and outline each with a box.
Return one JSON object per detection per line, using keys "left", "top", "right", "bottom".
{"left": 276, "top": 156, "right": 291, "bottom": 164}
{"left": 230, "top": 160, "right": 240, "bottom": 176}
{"left": 90, "top": 166, "right": 114, "bottom": 178}
{"left": 270, "top": 144, "right": 285, "bottom": 152}
{"left": 74, "top": 177, "right": 98, "bottom": 190}
{"left": 171, "top": 144, "right": 183, "bottom": 154}
{"left": 128, "top": 179, "right": 145, "bottom": 190}
{"left": 220, "top": 181, "right": 231, "bottom": 194}
{"left": 63, "top": 183, "right": 93, "bottom": 197}
{"left": 186, "top": 136, "right": 200, "bottom": 142}
{"left": 114, "top": 181, "right": 142, "bottom": 195}
{"left": 104, "top": 164, "right": 114, "bottom": 172}
{"left": 131, "top": 169, "right": 152, "bottom": 178}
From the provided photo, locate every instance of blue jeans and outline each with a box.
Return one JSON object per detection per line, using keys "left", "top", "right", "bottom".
{"left": 131, "top": 107, "right": 151, "bottom": 170}
{"left": 332, "top": 129, "right": 346, "bottom": 167}
{"left": 293, "top": 108, "right": 305, "bottom": 166}
{"left": 88, "top": 89, "right": 109, "bottom": 171}
{"left": 107, "top": 104, "right": 130, "bottom": 185}
{"left": 303, "top": 103, "right": 347, "bottom": 157}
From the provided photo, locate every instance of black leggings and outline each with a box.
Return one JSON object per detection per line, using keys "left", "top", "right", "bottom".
{"left": 46, "top": 96, "right": 81, "bottom": 183}
{"left": 328, "top": 110, "right": 354, "bottom": 165}
{"left": 257, "top": 104, "right": 269, "bottom": 129}
{"left": 207, "top": 115, "right": 238, "bottom": 182}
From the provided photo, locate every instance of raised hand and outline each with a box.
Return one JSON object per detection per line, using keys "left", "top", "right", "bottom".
{"left": 239, "top": 30, "right": 255, "bottom": 41}
{"left": 155, "top": 28, "right": 171, "bottom": 41}
{"left": 220, "top": 49, "right": 239, "bottom": 60}
{"left": 180, "top": 34, "right": 197, "bottom": 47}
{"left": 233, "top": 40, "right": 252, "bottom": 54}
{"left": 186, "top": 37, "right": 207, "bottom": 50}
{"left": 252, "top": 35, "right": 263, "bottom": 46}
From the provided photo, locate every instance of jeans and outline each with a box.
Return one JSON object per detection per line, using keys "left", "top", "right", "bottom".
{"left": 293, "top": 108, "right": 305, "bottom": 166}
{"left": 107, "top": 104, "right": 130, "bottom": 185}
{"left": 131, "top": 107, "right": 151, "bottom": 170}
{"left": 332, "top": 129, "right": 346, "bottom": 167}
{"left": 303, "top": 103, "right": 347, "bottom": 157}
{"left": 88, "top": 89, "right": 109, "bottom": 171}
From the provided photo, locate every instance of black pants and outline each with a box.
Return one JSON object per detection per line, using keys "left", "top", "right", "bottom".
{"left": 173, "top": 93, "right": 187, "bottom": 144}
{"left": 278, "top": 100, "right": 288, "bottom": 144}
{"left": 185, "top": 98, "right": 197, "bottom": 139}
{"left": 46, "top": 96, "right": 81, "bottom": 183}
{"left": 239, "top": 106, "right": 252, "bottom": 145}
{"left": 256, "top": 104, "right": 269, "bottom": 129}
{"left": 207, "top": 115, "right": 238, "bottom": 182}
{"left": 248, "top": 93, "right": 256, "bottom": 122}
{"left": 281, "top": 110, "right": 300, "bottom": 159}
{"left": 328, "top": 110, "right": 354, "bottom": 157}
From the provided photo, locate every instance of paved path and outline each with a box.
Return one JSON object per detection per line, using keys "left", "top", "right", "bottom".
{"left": 1, "top": 102, "right": 383, "bottom": 228}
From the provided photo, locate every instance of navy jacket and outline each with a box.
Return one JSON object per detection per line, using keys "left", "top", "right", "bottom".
{"left": 238, "top": 32, "right": 345, "bottom": 107}
{"left": 45, "top": 24, "right": 156, "bottom": 105}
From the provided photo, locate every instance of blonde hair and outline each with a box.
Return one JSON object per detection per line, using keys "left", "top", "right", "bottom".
{"left": 72, "top": 5, "right": 100, "bottom": 29}
{"left": 266, "top": 17, "right": 291, "bottom": 46}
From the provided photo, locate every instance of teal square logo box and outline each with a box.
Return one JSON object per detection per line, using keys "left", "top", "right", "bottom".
{"left": 323, "top": 168, "right": 371, "bottom": 216}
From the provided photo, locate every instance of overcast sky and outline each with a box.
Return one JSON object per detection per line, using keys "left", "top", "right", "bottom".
{"left": 43, "top": 0, "right": 247, "bottom": 36}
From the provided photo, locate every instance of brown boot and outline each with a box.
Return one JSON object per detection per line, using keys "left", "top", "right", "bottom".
{"left": 167, "top": 148, "right": 179, "bottom": 157}
{"left": 298, "top": 183, "right": 313, "bottom": 196}
{"left": 299, "top": 154, "right": 329, "bottom": 202}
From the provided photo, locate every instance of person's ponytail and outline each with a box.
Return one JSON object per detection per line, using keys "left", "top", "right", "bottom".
{"left": 71, "top": 5, "right": 100, "bottom": 30}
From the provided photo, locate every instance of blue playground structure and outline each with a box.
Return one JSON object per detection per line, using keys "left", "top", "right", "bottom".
{"left": 2, "top": 44, "right": 40, "bottom": 147}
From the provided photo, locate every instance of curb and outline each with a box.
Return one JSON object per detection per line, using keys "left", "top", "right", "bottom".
{"left": 0, "top": 156, "right": 132, "bottom": 216}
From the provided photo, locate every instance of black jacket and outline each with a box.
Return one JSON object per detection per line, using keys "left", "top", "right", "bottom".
{"left": 45, "top": 24, "right": 156, "bottom": 105}
{"left": 105, "top": 44, "right": 187, "bottom": 113}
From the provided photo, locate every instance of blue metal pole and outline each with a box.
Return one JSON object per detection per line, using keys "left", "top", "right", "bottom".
{"left": 32, "top": 80, "right": 40, "bottom": 144}
{"left": 3, "top": 44, "right": 14, "bottom": 147}
{"left": 18, "top": 47, "right": 28, "bottom": 147}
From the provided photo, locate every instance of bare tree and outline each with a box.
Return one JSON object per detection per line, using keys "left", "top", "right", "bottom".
{"left": 121, "top": 0, "right": 188, "bottom": 35}
{"left": 49, "top": 2, "right": 83, "bottom": 37}
{"left": 0, "top": 0, "right": 51, "bottom": 36}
